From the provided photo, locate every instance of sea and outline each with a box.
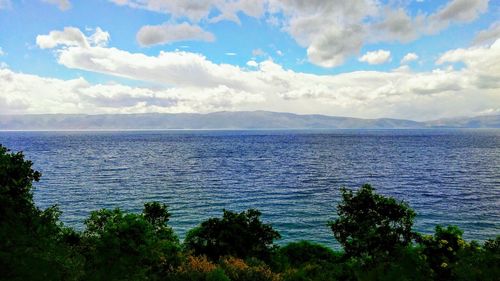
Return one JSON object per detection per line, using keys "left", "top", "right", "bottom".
{"left": 0, "top": 129, "right": 498, "bottom": 248}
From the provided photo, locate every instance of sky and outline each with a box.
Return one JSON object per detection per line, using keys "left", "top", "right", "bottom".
{"left": 0, "top": 0, "right": 499, "bottom": 121}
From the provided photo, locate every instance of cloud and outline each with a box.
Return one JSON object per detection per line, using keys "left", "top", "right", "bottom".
{"left": 37, "top": 27, "right": 262, "bottom": 91}
{"left": 371, "top": 8, "right": 421, "bottom": 43}
{"left": 270, "top": 0, "right": 489, "bottom": 68}
{"left": 110, "top": 0, "right": 216, "bottom": 22}
{"left": 437, "top": 38, "right": 500, "bottom": 82}
{"left": 252, "top": 48, "right": 266, "bottom": 57}
{"left": 0, "top": 47, "right": 4, "bottom": 56}
{"left": 0, "top": 67, "right": 264, "bottom": 114}
{"left": 308, "top": 25, "right": 365, "bottom": 67}
{"left": 430, "top": 0, "right": 488, "bottom": 27}
{"left": 31, "top": 27, "right": 500, "bottom": 120}
{"left": 359, "top": 50, "right": 391, "bottom": 65}
{"left": 36, "top": 27, "right": 90, "bottom": 49}
{"left": 401, "top": 53, "right": 419, "bottom": 64}
{"left": 246, "top": 60, "right": 258, "bottom": 67}
{"left": 136, "top": 22, "right": 215, "bottom": 46}
{"left": 88, "top": 27, "right": 110, "bottom": 47}
{"left": 225, "top": 52, "right": 237, "bottom": 56}
{"left": 473, "top": 21, "right": 500, "bottom": 46}
{"left": 110, "top": 0, "right": 265, "bottom": 23}
{"left": 42, "top": 0, "right": 71, "bottom": 11}
{"left": 423, "top": 0, "right": 489, "bottom": 35}
{"left": 108, "top": 0, "right": 491, "bottom": 68}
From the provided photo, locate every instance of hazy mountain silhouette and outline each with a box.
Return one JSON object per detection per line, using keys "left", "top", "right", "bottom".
{"left": 0, "top": 111, "right": 498, "bottom": 130}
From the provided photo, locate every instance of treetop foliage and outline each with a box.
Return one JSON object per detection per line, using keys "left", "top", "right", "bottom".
{"left": 184, "top": 209, "right": 281, "bottom": 261}
{"left": 329, "top": 184, "right": 416, "bottom": 261}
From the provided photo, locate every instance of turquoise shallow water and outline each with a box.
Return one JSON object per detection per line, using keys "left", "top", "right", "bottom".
{"left": 0, "top": 129, "right": 499, "bottom": 248}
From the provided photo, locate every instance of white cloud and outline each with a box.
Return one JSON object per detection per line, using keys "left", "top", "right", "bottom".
{"left": 268, "top": 0, "right": 489, "bottom": 68}
{"left": 88, "top": 27, "right": 110, "bottom": 47}
{"left": 473, "top": 21, "right": 500, "bottom": 46}
{"left": 110, "top": 0, "right": 265, "bottom": 23}
{"left": 136, "top": 22, "right": 215, "bottom": 46}
{"left": 225, "top": 52, "right": 237, "bottom": 56}
{"left": 36, "top": 27, "right": 90, "bottom": 49}
{"left": 372, "top": 8, "right": 417, "bottom": 42}
{"left": 359, "top": 50, "right": 391, "bottom": 65}
{"left": 0, "top": 47, "right": 4, "bottom": 56}
{"left": 246, "top": 60, "right": 258, "bottom": 67}
{"left": 107, "top": 0, "right": 491, "bottom": 68}
{"left": 429, "top": 0, "right": 488, "bottom": 32}
{"left": 42, "top": 0, "right": 71, "bottom": 11}
{"left": 0, "top": 67, "right": 264, "bottom": 114}
{"left": 401, "top": 53, "right": 419, "bottom": 64}
{"left": 437, "top": 38, "right": 500, "bottom": 87}
{"left": 28, "top": 27, "right": 500, "bottom": 120}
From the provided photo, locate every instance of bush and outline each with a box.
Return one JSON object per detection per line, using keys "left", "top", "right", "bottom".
{"left": 351, "top": 246, "right": 432, "bottom": 281}
{"left": 277, "top": 241, "right": 342, "bottom": 268}
{"left": 276, "top": 241, "right": 351, "bottom": 281}
{"left": 417, "top": 226, "right": 500, "bottom": 281}
{"left": 170, "top": 255, "right": 230, "bottom": 281}
{"left": 184, "top": 209, "right": 281, "bottom": 261}
{"left": 451, "top": 237, "right": 500, "bottom": 281}
{"left": 220, "top": 257, "right": 281, "bottom": 281}
{"left": 416, "top": 225, "right": 466, "bottom": 280}
{"left": 81, "top": 203, "right": 181, "bottom": 280}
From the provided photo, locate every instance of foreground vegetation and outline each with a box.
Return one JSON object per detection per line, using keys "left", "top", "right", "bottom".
{"left": 0, "top": 145, "right": 498, "bottom": 281}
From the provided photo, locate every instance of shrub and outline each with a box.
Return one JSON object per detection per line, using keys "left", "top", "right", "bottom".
{"left": 81, "top": 203, "right": 181, "bottom": 280}
{"left": 416, "top": 225, "right": 466, "bottom": 280}
{"left": 418, "top": 226, "right": 500, "bottom": 281}
{"left": 184, "top": 209, "right": 281, "bottom": 261}
{"left": 277, "top": 241, "right": 342, "bottom": 268}
{"left": 276, "top": 242, "right": 351, "bottom": 281}
{"left": 221, "top": 256, "right": 281, "bottom": 281}
{"left": 170, "top": 255, "right": 230, "bottom": 281}
{"left": 351, "top": 246, "right": 432, "bottom": 281}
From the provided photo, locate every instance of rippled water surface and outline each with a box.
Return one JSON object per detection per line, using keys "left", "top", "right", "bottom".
{"left": 1, "top": 129, "right": 499, "bottom": 247}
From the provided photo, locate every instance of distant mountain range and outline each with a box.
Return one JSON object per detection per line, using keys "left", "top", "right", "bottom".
{"left": 0, "top": 111, "right": 499, "bottom": 130}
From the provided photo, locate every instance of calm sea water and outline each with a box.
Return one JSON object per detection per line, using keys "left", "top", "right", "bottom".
{"left": 0, "top": 129, "right": 499, "bottom": 247}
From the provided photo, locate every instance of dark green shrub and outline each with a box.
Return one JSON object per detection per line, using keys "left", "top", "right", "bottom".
{"left": 81, "top": 203, "right": 181, "bottom": 281}
{"left": 417, "top": 225, "right": 466, "bottom": 280}
{"left": 184, "top": 209, "right": 281, "bottom": 261}
{"left": 277, "top": 241, "right": 342, "bottom": 268}
{"left": 351, "top": 246, "right": 432, "bottom": 281}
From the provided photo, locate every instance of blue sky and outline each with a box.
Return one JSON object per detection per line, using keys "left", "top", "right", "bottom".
{"left": 0, "top": 0, "right": 499, "bottom": 120}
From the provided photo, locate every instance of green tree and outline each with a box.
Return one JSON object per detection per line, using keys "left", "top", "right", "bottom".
{"left": 184, "top": 209, "right": 281, "bottom": 261}
{"left": 0, "top": 145, "right": 83, "bottom": 281}
{"left": 329, "top": 184, "right": 416, "bottom": 262}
